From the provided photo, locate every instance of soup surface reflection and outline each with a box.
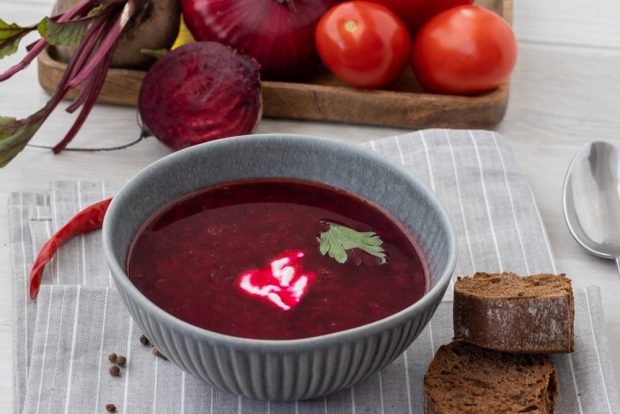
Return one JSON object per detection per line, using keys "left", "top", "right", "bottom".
{"left": 127, "top": 179, "right": 428, "bottom": 339}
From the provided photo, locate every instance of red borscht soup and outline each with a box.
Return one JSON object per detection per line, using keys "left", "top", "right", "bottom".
{"left": 127, "top": 179, "right": 428, "bottom": 340}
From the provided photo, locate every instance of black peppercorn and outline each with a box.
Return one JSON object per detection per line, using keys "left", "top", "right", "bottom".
{"left": 107, "top": 352, "right": 117, "bottom": 363}
{"left": 116, "top": 355, "right": 127, "bottom": 367}
{"left": 105, "top": 403, "right": 117, "bottom": 412}
{"left": 139, "top": 335, "right": 150, "bottom": 346}
{"left": 109, "top": 365, "right": 121, "bottom": 377}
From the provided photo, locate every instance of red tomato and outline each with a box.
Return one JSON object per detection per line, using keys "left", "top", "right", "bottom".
{"left": 411, "top": 5, "right": 517, "bottom": 95}
{"left": 315, "top": 1, "right": 411, "bottom": 89}
{"left": 371, "top": 0, "right": 472, "bottom": 33}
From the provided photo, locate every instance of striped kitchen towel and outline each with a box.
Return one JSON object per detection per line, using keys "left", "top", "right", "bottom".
{"left": 20, "top": 285, "right": 615, "bottom": 414}
{"left": 9, "top": 129, "right": 620, "bottom": 413}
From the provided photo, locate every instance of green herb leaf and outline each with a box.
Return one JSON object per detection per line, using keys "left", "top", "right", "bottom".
{"left": 0, "top": 19, "right": 37, "bottom": 59}
{"left": 318, "top": 222, "right": 387, "bottom": 265}
{"left": 0, "top": 111, "right": 46, "bottom": 167}
{"left": 0, "top": 14, "right": 91, "bottom": 60}
{"left": 37, "top": 17, "right": 88, "bottom": 46}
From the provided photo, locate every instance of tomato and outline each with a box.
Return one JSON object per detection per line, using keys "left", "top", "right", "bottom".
{"left": 315, "top": 1, "right": 411, "bottom": 89}
{"left": 411, "top": 5, "right": 517, "bottom": 95}
{"left": 371, "top": 0, "right": 472, "bottom": 33}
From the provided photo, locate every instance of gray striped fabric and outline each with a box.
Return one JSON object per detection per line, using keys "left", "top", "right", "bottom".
{"left": 9, "top": 129, "right": 620, "bottom": 413}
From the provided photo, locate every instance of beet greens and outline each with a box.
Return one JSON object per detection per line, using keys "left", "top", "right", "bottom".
{"left": 0, "top": 0, "right": 137, "bottom": 167}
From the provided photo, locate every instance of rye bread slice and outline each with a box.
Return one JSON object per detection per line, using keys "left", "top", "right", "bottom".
{"left": 454, "top": 272, "right": 574, "bottom": 353}
{"left": 424, "top": 340, "right": 557, "bottom": 414}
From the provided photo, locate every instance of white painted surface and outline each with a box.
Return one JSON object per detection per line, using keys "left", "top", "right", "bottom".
{"left": 1, "top": 1, "right": 620, "bottom": 411}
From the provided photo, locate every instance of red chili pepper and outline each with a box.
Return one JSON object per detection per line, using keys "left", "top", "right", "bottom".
{"left": 29, "top": 197, "right": 112, "bottom": 300}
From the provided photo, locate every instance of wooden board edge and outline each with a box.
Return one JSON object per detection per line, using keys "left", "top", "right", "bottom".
{"left": 261, "top": 82, "right": 509, "bottom": 129}
{"left": 37, "top": 0, "right": 512, "bottom": 130}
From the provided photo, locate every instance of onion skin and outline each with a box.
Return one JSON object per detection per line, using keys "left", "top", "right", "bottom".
{"left": 180, "top": 0, "right": 336, "bottom": 80}
{"left": 138, "top": 42, "right": 262, "bottom": 150}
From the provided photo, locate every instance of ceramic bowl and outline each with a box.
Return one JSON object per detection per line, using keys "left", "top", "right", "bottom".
{"left": 102, "top": 134, "right": 456, "bottom": 401}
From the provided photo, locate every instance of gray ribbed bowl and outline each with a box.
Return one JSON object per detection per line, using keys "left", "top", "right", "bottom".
{"left": 102, "top": 134, "right": 456, "bottom": 401}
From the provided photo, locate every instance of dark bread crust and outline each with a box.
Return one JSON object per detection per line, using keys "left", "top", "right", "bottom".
{"left": 454, "top": 272, "right": 574, "bottom": 353}
{"left": 424, "top": 341, "right": 557, "bottom": 414}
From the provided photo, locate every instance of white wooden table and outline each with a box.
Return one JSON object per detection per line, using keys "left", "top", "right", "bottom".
{"left": 2, "top": 1, "right": 620, "bottom": 411}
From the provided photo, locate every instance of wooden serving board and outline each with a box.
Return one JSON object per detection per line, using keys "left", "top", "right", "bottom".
{"left": 37, "top": 0, "right": 512, "bottom": 130}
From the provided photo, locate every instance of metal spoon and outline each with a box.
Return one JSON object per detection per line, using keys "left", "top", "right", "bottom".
{"left": 563, "top": 141, "right": 620, "bottom": 274}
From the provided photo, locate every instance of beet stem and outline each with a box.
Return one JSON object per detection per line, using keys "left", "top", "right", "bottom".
{"left": 0, "top": 0, "right": 97, "bottom": 81}
{"left": 52, "top": 38, "right": 117, "bottom": 153}
{"left": 0, "top": 0, "right": 120, "bottom": 157}
{"left": 52, "top": 1, "right": 134, "bottom": 151}
{"left": 65, "top": 17, "right": 113, "bottom": 113}
{"left": 67, "top": 0, "right": 135, "bottom": 88}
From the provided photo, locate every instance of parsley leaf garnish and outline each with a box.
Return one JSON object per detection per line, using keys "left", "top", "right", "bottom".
{"left": 318, "top": 222, "right": 387, "bottom": 264}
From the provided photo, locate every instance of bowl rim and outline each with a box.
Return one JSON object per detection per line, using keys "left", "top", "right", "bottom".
{"left": 102, "top": 133, "right": 457, "bottom": 351}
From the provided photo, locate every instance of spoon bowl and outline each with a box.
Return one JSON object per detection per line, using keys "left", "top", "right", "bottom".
{"left": 563, "top": 141, "right": 620, "bottom": 270}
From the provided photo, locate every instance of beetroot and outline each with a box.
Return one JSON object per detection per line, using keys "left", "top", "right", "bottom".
{"left": 138, "top": 41, "right": 262, "bottom": 150}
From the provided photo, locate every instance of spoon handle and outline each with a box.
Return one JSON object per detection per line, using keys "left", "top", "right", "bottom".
{"left": 616, "top": 257, "right": 620, "bottom": 278}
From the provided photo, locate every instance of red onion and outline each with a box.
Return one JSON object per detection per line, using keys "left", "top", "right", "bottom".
{"left": 180, "top": 0, "right": 337, "bottom": 80}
